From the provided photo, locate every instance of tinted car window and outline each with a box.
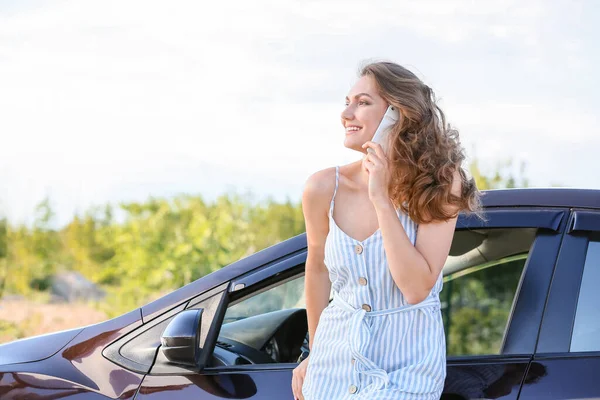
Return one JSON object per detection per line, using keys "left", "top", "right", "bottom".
{"left": 223, "top": 275, "right": 305, "bottom": 324}
{"left": 570, "top": 239, "right": 600, "bottom": 352}
{"left": 441, "top": 228, "right": 536, "bottom": 357}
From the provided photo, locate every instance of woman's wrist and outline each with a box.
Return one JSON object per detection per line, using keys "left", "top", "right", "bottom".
{"left": 373, "top": 197, "right": 395, "bottom": 213}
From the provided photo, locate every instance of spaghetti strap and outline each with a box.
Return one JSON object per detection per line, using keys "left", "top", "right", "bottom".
{"left": 329, "top": 166, "right": 339, "bottom": 217}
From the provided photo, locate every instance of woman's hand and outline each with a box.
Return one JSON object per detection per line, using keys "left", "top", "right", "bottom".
{"left": 291, "top": 356, "right": 310, "bottom": 400}
{"left": 361, "top": 141, "right": 391, "bottom": 207}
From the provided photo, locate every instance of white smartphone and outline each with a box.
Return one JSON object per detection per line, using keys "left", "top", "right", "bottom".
{"left": 368, "top": 105, "right": 399, "bottom": 154}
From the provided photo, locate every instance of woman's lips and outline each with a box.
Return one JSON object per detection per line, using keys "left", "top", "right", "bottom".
{"left": 345, "top": 127, "right": 362, "bottom": 135}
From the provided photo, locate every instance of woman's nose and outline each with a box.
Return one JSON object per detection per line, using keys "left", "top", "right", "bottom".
{"left": 341, "top": 105, "right": 354, "bottom": 121}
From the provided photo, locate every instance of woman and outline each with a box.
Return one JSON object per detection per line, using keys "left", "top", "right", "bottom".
{"left": 291, "top": 61, "right": 483, "bottom": 400}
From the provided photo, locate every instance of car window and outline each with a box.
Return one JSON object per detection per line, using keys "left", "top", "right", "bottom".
{"left": 570, "top": 237, "right": 600, "bottom": 352}
{"left": 223, "top": 276, "right": 306, "bottom": 324}
{"left": 441, "top": 228, "right": 536, "bottom": 357}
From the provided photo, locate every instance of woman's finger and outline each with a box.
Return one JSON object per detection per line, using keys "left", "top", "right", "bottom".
{"left": 362, "top": 141, "right": 386, "bottom": 161}
{"left": 365, "top": 153, "right": 383, "bottom": 168}
{"left": 362, "top": 157, "right": 372, "bottom": 172}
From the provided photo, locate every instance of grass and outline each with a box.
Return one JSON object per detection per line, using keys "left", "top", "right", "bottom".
{"left": 0, "top": 298, "right": 108, "bottom": 343}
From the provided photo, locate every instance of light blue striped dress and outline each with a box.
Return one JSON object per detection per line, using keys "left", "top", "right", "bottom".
{"left": 302, "top": 166, "right": 446, "bottom": 400}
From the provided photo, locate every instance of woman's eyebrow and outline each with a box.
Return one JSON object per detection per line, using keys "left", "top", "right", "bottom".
{"left": 345, "top": 92, "right": 374, "bottom": 101}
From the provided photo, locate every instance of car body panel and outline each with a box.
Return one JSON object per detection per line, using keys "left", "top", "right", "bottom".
{"left": 519, "top": 357, "right": 600, "bottom": 399}
{"left": 444, "top": 358, "right": 531, "bottom": 399}
{"left": 521, "top": 209, "right": 600, "bottom": 399}
{"left": 136, "top": 371, "right": 293, "bottom": 399}
{"left": 0, "top": 309, "right": 144, "bottom": 399}
{"left": 0, "top": 327, "right": 83, "bottom": 366}
{"left": 477, "top": 188, "right": 600, "bottom": 209}
{"left": 501, "top": 229, "right": 566, "bottom": 354}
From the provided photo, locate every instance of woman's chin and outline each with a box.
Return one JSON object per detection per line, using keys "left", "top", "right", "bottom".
{"left": 343, "top": 141, "right": 367, "bottom": 153}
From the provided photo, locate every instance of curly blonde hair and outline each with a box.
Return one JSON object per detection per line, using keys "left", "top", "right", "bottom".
{"left": 360, "top": 61, "right": 484, "bottom": 224}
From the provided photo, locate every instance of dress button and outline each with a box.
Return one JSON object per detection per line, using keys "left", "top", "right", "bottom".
{"left": 351, "top": 358, "right": 356, "bottom": 365}
{"left": 349, "top": 384, "right": 358, "bottom": 394}
{"left": 362, "top": 304, "right": 372, "bottom": 312}
{"left": 354, "top": 244, "right": 363, "bottom": 254}
{"left": 358, "top": 277, "right": 367, "bottom": 286}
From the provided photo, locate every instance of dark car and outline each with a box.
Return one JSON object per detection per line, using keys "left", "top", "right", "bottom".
{"left": 1, "top": 188, "right": 600, "bottom": 399}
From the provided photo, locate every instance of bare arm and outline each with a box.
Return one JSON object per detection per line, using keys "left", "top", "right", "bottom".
{"left": 301, "top": 169, "right": 334, "bottom": 350}
{"left": 375, "top": 169, "right": 462, "bottom": 304}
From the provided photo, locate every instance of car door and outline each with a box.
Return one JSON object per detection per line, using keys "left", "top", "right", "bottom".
{"left": 519, "top": 209, "right": 600, "bottom": 399}
{"left": 441, "top": 208, "right": 566, "bottom": 400}
{"left": 134, "top": 208, "right": 566, "bottom": 400}
{"left": 134, "top": 252, "right": 309, "bottom": 400}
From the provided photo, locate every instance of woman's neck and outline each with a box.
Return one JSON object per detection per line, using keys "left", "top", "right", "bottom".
{"left": 347, "top": 158, "right": 370, "bottom": 190}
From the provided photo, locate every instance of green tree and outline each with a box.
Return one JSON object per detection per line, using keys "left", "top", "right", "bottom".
{"left": 469, "top": 154, "right": 531, "bottom": 190}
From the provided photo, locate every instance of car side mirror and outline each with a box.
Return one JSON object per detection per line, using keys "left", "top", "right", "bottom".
{"left": 160, "top": 308, "right": 203, "bottom": 366}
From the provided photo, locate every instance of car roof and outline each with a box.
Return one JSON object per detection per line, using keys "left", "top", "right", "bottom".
{"left": 481, "top": 188, "right": 600, "bottom": 209}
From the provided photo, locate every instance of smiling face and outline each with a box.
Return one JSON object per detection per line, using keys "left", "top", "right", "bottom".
{"left": 341, "top": 75, "right": 389, "bottom": 153}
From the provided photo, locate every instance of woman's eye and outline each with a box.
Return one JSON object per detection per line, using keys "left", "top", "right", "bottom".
{"left": 344, "top": 100, "right": 369, "bottom": 106}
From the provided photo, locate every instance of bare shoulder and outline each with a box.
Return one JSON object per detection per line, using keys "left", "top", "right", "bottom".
{"left": 302, "top": 167, "right": 337, "bottom": 210}
{"left": 302, "top": 167, "right": 337, "bottom": 261}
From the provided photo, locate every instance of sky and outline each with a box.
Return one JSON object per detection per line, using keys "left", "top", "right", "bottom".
{"left": 0, "top": 0, "right": 598, "bottom": 227}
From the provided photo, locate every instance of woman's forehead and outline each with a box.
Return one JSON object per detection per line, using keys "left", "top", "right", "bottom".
{"left": 346, "top": 75, "right": 380, "bottom": 98}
